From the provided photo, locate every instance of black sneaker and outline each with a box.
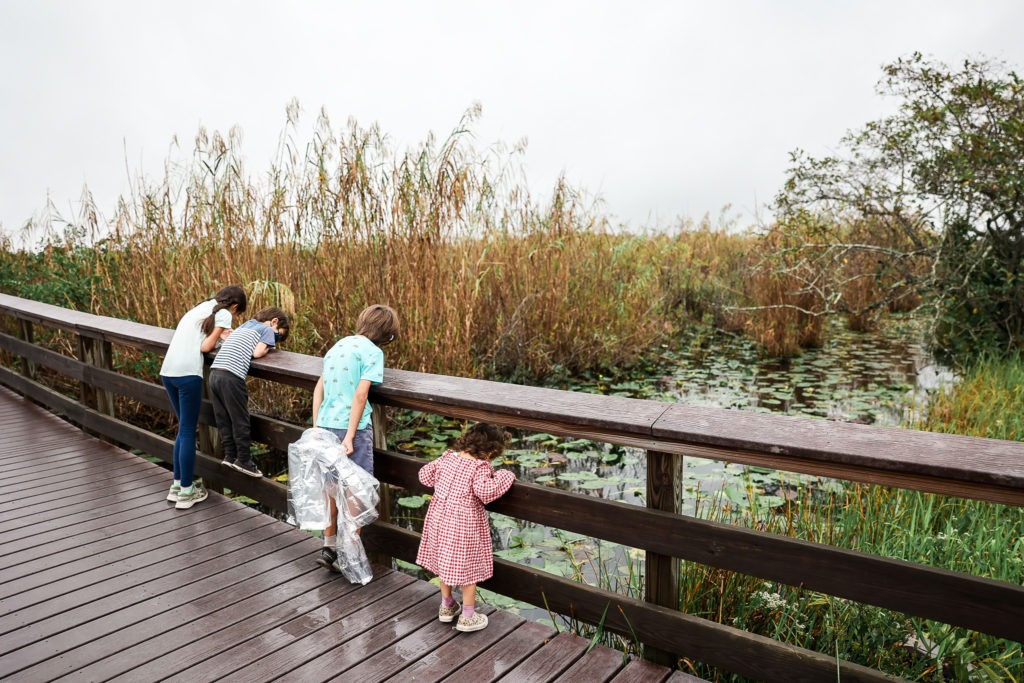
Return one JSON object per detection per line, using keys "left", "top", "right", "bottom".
{"left": 316, "top": 547, "right": 341, "bottom": 573}
{"left": 232, "top": 459, "right": 263, "bottom": 478}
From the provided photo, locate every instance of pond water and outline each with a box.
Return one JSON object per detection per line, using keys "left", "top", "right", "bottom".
{"left": 389, "top": 315, "right": 956, "bottom": 621}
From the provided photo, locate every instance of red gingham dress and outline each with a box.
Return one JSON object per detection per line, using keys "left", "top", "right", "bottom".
{"left": 415, "top": 450, "right": 516, "bottom": 586}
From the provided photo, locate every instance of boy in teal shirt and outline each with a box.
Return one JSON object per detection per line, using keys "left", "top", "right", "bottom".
{"left": 311, "top": 304, "right": 400, "bottom": 572}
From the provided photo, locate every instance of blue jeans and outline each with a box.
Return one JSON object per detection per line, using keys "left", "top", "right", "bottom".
{"left": 324, "top": 425, "right": 374, "bottom": 475}
{"left": 161, "top": 374, "right": 203, "bottom": 487}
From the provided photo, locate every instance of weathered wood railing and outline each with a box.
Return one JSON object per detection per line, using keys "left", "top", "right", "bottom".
{"left": 1, "top": 292, "right": 1022, "bottom": 683}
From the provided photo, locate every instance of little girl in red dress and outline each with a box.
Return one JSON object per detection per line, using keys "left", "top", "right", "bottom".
{"left": 416, "top": 423, "right": 515, "bottom": 632}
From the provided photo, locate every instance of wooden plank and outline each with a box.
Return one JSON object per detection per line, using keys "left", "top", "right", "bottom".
{"left": 377, "top": 367, "right": 667, "bottom": 436}
{"left": 50, "top": 557, "right": 392, "bottom": 683}
{"left": 179, "top": 579, "right": 436, "bottom": 683}
{"left": 0, "top": 501, "right": 247, "bottom": 592}
{"left": 666, "top": 670, "right": 712, "bottom": 682}
{"left": 0, "top": 475, "right": 169, "bottom": 541}
{"left": 444, "top": 620, "right": 555, "bottom": 682}
{"left": 610, "top": 658, "right": 672, "bottom": 683}
{"left": 337, "top": 605, "right": 497, "bottom": 682}
{"left": 0, "top": 367, "right": 290, "bottom": 512}
{"left": 4, "top": 534, "right": 314, "bottom": 680}
{"left": 0, "top": 483, "right": 198, "bottom": 569}
{"left": 501, "top": 630, "right": 590, "bottom": 681}
{"left": 0, "top": 457, "right": 149, "bottom": 504}
{"left": 0, "top": 505, "right": 275, "bottom": 630}
{"left": 250, "top": 585, "right": 443, "bottom": 683}
{"left": 395, "top": 609, "right": 523, "bottom": 681}
{"left": 558, "top": 642, "right": 628, "bottom": 682}
{"left": 0, "top": 457, "right": 163, "bottom": 509}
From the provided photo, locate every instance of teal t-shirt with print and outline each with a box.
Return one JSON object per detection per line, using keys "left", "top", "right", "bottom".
{"left": 316, "top": 335, "right": 384, "bottom": 431}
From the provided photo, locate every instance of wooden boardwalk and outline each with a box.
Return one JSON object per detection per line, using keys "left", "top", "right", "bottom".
{"left": 0, "top": 386, "right": 697, "bottom": 682}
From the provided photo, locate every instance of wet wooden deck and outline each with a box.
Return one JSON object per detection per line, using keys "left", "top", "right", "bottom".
{"left": 0, "top": 386, "right": 700, "bottom": 682}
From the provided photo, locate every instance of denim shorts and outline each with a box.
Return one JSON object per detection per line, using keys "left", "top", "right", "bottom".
{"left": 324, "top": 425, "right": 374, "bottom": 475}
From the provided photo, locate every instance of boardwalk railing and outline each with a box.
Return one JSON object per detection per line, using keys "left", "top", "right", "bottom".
{"left": 1, "top": 292, "right": 1022, "bottom": 683}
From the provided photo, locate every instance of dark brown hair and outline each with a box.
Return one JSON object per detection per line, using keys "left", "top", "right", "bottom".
{"left": 255, "top": 306, "right": 290, "bottom": 343}
{"left": 201, "top": 285, "right": 247, "bottom": 336}
{"left": 453, "top": 423, "right": 511, "bottom": 461}
{"left": 356, "top": 304, "right": 400, "bottom": 346}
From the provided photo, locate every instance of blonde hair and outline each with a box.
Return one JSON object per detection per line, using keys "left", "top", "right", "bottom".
{"left": 356, "top": 304, "right": 400, "bottom": 346}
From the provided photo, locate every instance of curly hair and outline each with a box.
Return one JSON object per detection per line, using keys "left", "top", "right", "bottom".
{"left": 453, "top": 422, "right": 511, "bottom": 461}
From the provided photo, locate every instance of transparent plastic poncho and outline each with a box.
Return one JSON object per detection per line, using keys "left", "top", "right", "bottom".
{"left": 286, "top": 427, "right": 380, "bottom": 585}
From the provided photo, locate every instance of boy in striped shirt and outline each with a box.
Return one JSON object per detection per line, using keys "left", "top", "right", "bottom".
{"left": 209, "top": 306, "right": 291, "bottom": 477}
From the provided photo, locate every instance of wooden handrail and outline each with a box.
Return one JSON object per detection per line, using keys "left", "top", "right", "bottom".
{"left": 3, "top": 293, "right": 1023, "bottom": 505}
{"left": 3, "top": 292, "right": 1023, "bottom": 680}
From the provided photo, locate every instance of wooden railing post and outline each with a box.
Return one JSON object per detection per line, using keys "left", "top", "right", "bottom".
{"left": 199, "top": 365, "right": 219, "bottom": 459}
{"left": 79, "top": 336, "right": 114, "bottom": 417}
{"left": 16, "top": 319, "right": 36, "bottom": 380}
{"left": 77, "top": 333, "right": 115, "bottom": 440}
{"left": 644, "top": 449, "right": 682, "bottom": 667}
{"left": 369, "top": 403, "right": 393, "bottom": 568}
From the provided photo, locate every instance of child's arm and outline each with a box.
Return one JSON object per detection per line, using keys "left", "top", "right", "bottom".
{"left": 471, "top": 465, "right": 515, "bottom": 504}
{"left": 312, "top": 376, "right": 325, "bottom": 426}
{"left": 200, "top": 327, "right": 227, "bottom": 353}
{"left": 418, "top": 459, "right": 439, "bottom": 487}
{"left": 342, "top": 379, "right": 372, "bottom": 455}
{"left": 252, "top": 341, "right": 272, "bottom": 358}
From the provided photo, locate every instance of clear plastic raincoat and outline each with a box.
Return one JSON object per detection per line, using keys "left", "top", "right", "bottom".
{"left": 286, "top": 427, "right": 380, "bottom": 584}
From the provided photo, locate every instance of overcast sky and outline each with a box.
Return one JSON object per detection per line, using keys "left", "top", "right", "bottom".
{"left": 2, "top": 1, "right": 1023, "bottom": 242}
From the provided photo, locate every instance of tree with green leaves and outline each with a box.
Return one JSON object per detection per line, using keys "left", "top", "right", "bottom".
{"left": 774, "top": 52, "right": 1024, "bottom": 363}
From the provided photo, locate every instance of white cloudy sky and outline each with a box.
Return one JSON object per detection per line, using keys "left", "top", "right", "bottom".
{"left": 2, "top": 1, "right": 1022, "bottom": 241}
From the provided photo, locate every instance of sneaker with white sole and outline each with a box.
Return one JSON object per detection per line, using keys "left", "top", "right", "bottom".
{"left": 455, "top": 612, "right": 488, "bottom": 632}
{"left": 231, "top": 459, "right": 263, "bottom": 478}
{"left": 315, "top": 547, "right": 341, "bottom": 573}
{"left": 438, "top": 602, "right": 461, "bottom": 623}
{"left": 166, "top": 483, "right": 181, "bottom": 502}
{"left": 175, "top": 479, "right": 208, "bottom": 509}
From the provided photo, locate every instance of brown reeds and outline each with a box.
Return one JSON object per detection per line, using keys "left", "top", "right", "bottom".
{"left": 6, "top": 103, "right": 924, "bottom": 376}
{"left": 9, "top": 105, "right": 754, "bottom": 382}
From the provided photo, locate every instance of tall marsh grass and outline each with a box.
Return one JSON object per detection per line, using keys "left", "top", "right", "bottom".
{"left": 1, "top": 104, "right": 760, "bottom": 383}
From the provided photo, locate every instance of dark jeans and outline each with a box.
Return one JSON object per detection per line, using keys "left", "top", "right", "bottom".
{"left": 209, "top": 369, "right": 252, "bottom": 465}
{"left": 161, "top": 374, "right": 203, "bottom": 488}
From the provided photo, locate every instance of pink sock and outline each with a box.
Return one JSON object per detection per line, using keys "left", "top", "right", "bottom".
{"left": 463, "top": 603, "right": 475, "bottom": 618}
{"left": 441, "top": 596, "right": 455, "bottom": 607}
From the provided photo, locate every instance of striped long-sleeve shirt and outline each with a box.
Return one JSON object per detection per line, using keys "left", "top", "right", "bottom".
{"left": 210, "top": 319, "right": 275, "bottom": 379}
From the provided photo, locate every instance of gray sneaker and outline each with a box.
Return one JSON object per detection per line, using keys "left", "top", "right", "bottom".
{"left": 175, "top": 479, "right": 208, "bottom": 509}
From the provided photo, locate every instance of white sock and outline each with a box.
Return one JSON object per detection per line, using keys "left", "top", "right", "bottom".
{"left": 324, "top": 535, "right": 336, "bottom": 548}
